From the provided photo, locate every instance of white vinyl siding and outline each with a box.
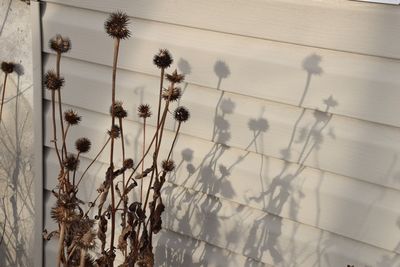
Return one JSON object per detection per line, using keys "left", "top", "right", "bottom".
{"left": 36, "top": 1, "right": 400, "bottom": 266}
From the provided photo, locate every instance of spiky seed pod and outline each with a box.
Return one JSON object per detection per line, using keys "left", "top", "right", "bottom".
{"left": 44, "top": 70, "right": 64, "bottom": 90}
{"left": 64, "top": 109, "right": 81, "bottom": 125}
{"left": 77, "top": 229, "right": 97, "bottom": 251}
{"left": 165, "top": 69, "right": 184, "bottom": 84}
{"left": 63, "top": 154, "right": 79, "bottom": 171}
{"left": 153, "top": 49, "right": 173, "bottom": 69}
{"left": 161, "top": 159, "right": 175, "bottom": 172}
{"left": 123, "top": 158, "right": 134, "bottom": 169}
{"left": 70, "top": 217, "right": 95, "bottom": 237}
{"left": 162, "top": 86, "right": 181, "bottom": 102}
{"left": 108, "top": 125, "right": 121, "bottom": 138}
{"left": 50, "top": 205, "right": 64, "bottom": 224}
{"left": 104, "top": 12, "right": 131, "bottom": 39}
{"left": 138, "top": 104, "right": 151, "bottom": 118}
{"left": 110, "top": 101, "right": 127, "bottom": 119}
{"left": 1, "top": 62, "right": 15, "bottom": 74}
{"left": 75, "top": 137, "right": 91, "bottom": 153}
{"left": 174, "top": 106, "right": 190, "bottom": 122}
{"left": 49, "top": 34, "right": 71, "bottom": 54}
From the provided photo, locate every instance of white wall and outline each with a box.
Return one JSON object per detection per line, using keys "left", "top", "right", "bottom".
{"left": 38, "top": 1, "right": 400, "bottom": 266}
{"left": 0, "top": 0, "right": 34, "bottom": 266}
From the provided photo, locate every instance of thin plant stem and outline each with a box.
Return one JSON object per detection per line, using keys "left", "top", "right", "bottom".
{"left": 66, "top": 243, "right": 79, "bottom": 264}
{"left": 72, "top": 152, "right": 81, "bottom": 187}
{"left": 119, "top": 117, "right": 126, "bottom": 179}
{"left": 118, "top": 118, "right": 126, "bottom": 194}
{"left": 56, "top": 52, "right": 67, "bottom": 160}
{"left": 51, "top": 90, "right": 62, "bottom": 167}
{"left": 154, "top": 83, "right": 174, "bottom": 161}
{"left": 76, "top": 137, "right": 111, "bottom": 188}
{"left": 167, "top": 122, "right": 181, "bottom": 161}
{"left": 0, "top": 73, "right": 8, "bottom": 123}
{"left": 0, "top": 198, "right": 7, "bottom": 246}
{"left": 57, "top": 212, "right": 66, "bottom": 267}
{"left": 143, "top": 89, "right": 173, "bottom": 212}
{"left": 109, "top": 37, "right": 121, "bottom": 255}
{"left": 150, "top": 68, "right": 165, "bottom": 199}
{"left": 114, "top": 130, "right": 158, "bottom": 211}
{"left": 145, "top": 122, "right": 181, "bottom": 229}
{"left": 138, "top": 86, "right": 174, "bottom": 244}
{"left": 155, "top": 68, "right": 165, "bottom": 151}
{"left": 118, "top": 117, "right": 128, "bottom": 258}
{"left": 141, "top": 118, "right": 146, "bottom": 203}
{"left": 79, "top": 249, "right": 86, "bottom": 267}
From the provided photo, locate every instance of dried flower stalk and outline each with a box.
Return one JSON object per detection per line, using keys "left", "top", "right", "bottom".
{"left": 0, "top": 62, "right": 15, "bottom": 123}
{"left": 44, "top": 11, "right": 190, "bottom": 267}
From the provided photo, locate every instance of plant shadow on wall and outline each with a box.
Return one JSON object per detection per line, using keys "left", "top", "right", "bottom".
{"left": 156, "top": 59, "right": 262, "bottom": 266}
{"left": 155, "top": 54, "right": 339, "bottom": 266}
{"left": 0, "top": 63, "right": 34, "bottom": 267}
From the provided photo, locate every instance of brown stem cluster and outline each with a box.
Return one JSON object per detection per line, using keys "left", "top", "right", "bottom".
{"left": 44, "top": 12, "right": 190, "bottom": 267}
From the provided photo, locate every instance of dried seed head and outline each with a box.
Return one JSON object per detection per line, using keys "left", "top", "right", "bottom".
{"left": 108, "top": 125, "right": 120, "bottom": 138}
{"left": 138, "top": 104, "right": 151, "bottom": 118}
{"left": 165, "top": 69, "right": 184, "bottom": 84}
{"left": 174, "top": 106, "right": 190, "bottom": 122}
{"left": 78, "top": 229, "right": 97, "bottom": 251}
{"left": 161, "top": 159, "right": 175, "bottom": 172}
{"left": 63, "top": 154, "right": 79, "bottom": 171}
{"left": 104, "top": 12, "right": 131, "bottom": 39}
{"left": 110, "top": 101, "right": 127, "bottom": 119}
{"left": 64, "top": 109, "right": 81, "bottom": 125}
{"left": 123, "top": 158, "right": 134, "bottom": 169}
{"left": 162, "top": 86, "right": 181, "bottom": 102}
{"left": 50, "top": 205, "right": 64, "bottom": 224}
{"left": 1, "top": 61, "right": 15, "bottom": 74}
{"left": 153, "top": 49, "right": 173, "bottom": 69}
{"left": 49, "top": 34, "right": 71, "bottom": 53}
{"left": 75, "top": 137, "right": 91, "bottom": 153}
{"left": 44, "top": 70, "right": 64, "bottom": 90}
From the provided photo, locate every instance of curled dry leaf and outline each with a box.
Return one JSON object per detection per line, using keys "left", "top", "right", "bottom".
{"left": 151, "top": 202, "right": 165, "bottom": 234}
{"left": 117, "top": 225, "right": 132, "bottom": 252}
{"left": 42, "top": 229, "right": 59, "bottom": 241}
{"left": 134, "top": 166, "right": 154, "bottom": 180}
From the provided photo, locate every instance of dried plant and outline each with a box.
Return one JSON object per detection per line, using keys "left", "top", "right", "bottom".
{"left": 0, "top": 61, "right": 15, "bottom": 122}
{"left": 44, "top": 12, "right": 190, "bottom": 267}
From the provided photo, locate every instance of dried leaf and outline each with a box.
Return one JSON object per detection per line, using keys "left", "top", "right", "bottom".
{"left": 151, "top": 202, "right": 165, "bottom": 234}
{"left": 134, "top": 166, "right": 154, "bottom": 180}
{"left": 42, "top": 229, "right": 59, "bottom": 240}
{"left": 117, "top": 225, "right": 132, "bottom": 251}
{"left": 97, "top": 215, "right": 108, "bottom": 253}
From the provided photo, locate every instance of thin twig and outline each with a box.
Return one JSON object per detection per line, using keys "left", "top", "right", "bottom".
{"left": 0, "top": 73, "right": 8, "bottom": 123}
{"left": 109, "top": 37, "right": 121, "bottom": 254}
{"left": 140, "top": 118, "right": 146, "bottom": 203}
{"left": 0, "top": 198, "right": 7, "bottom": 246}
{"left": 76, "top": 137, "right": 111, "bottom": 188}
{"left": 56, "top": 52, "right": 67, "bottom": 160}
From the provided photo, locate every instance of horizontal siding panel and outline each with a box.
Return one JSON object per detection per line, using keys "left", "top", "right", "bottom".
{"left": 43, "top": 105, "right": 400, "bottom": 254}
{"left": 43, "top": 0, "right": 400, "bottom": 59}
{"left": 43, "top": 162, "right": 400, "bottom": 267}
{"left": 163, "top": 183, "right": 400, "bottom": 266}
{"left": 41, "top": 4, "right": 400, "bottom": 128}
{"left": 154, "top": 229, "right": 269, "bottom": 267}
{"left": 43, "top": 56, "right": 400, "bottom": 193}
